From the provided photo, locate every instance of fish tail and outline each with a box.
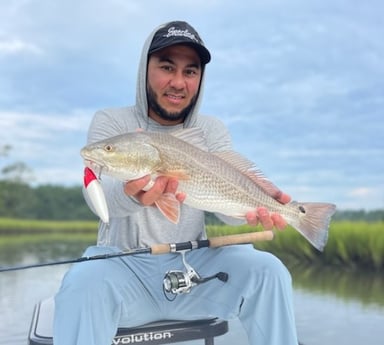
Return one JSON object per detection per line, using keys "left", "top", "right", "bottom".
{"left": 288, "top": 202, "right": 336, "bottom": 251}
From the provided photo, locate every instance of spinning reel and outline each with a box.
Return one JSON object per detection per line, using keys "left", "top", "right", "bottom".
{"left": 163, "top": 250, "right": 228, "bottom": 297}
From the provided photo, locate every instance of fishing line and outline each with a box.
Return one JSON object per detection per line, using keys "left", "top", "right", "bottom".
{"left": 0, "top": 247, "right": 151, "bottom": 272}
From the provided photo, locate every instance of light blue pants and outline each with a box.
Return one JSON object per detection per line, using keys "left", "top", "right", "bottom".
{"left": 54, "top": 245, "right": 298, "bottom": 345}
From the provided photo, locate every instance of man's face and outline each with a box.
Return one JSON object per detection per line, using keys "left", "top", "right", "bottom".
{"left": 147, "top": 45, "right": 202, "bottom": 125}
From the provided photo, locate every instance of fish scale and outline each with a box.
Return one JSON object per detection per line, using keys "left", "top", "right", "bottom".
{"left": 155, "top": 135, "right": 282, "bottom": 215}
{"left": 81, "top": 128, "right": 336, "bottom": 251}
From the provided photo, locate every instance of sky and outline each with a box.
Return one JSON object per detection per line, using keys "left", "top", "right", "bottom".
{"left": 0, "top": 0, "right": 383, "bottom": 211}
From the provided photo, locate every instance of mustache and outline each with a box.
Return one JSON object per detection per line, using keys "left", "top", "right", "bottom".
{"left": 147, "top": 85, "right": 198, "bottom": 122}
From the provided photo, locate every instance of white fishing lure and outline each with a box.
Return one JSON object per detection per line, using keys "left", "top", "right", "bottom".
{"left": 83, "top": 167, "right": 109, "bottom": 224}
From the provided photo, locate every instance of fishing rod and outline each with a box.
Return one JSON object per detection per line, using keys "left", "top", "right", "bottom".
{"left": 0, "top": 230, "right": 274, "bottom": 273}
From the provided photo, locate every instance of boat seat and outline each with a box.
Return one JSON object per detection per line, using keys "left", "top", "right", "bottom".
{"left": 29, "top": 297, "right": 229, "bottom": 345}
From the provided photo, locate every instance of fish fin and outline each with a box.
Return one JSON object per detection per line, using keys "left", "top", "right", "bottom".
{"left": 155, "top": 193, "right": 180, "bottom": 224}
{"left": 159, "top": 170, "right": 190, "bottom": 181}
{"left": 213, "top": 151, "right": 283, "bottom": 199}
{"left": 288, "top": 202, "right": 337, "bottom": 251}
{"left": 170, "top": 128, "right": 208, "bottom": 151}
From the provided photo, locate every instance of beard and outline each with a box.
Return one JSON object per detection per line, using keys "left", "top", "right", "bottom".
{"left": 147, "top": 85, "right": 198, "bottom": 123}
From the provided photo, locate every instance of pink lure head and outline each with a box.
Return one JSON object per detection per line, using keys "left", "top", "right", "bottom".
{"left": 84, "top": 167, "right": 98, "bottom": 188}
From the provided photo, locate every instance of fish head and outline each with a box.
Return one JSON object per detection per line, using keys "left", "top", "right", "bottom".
{"left": 80, "top": 133, "right": 161, "bottom": 181}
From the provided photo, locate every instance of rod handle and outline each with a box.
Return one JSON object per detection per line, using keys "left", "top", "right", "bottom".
{"left": 209, "top": 231, "right": 274, "bottom": 247}
{"left": 151, "top": 243, "right": 172, "bottom": 255}
{"left": 150, "top": 231, "right": 274, "bottom": 255}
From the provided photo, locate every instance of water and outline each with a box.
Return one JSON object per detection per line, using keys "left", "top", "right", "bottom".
{"left": 295, "top": 289, "right": 384, "bottom": 345}
{"left": 1, "top": 241, "right": 383, "bottom": 345}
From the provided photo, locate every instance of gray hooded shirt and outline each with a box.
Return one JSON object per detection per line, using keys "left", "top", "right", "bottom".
{"left": 85, "top": 23, "right": 238, "bottom": 250}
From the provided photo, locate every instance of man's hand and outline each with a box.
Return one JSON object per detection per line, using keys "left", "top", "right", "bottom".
{"left": 245, "top": 193, "right": 291, "bottom": 231}
{"left": 124, "top": 175, "right": 185, "bottom": 206}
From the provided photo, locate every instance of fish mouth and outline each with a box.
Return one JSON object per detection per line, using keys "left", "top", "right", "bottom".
{"left": 83, "top": 159, "right": 106, "bottom": 177}
{"left": 80, "top": 149, "right": 106, "bottom": 172}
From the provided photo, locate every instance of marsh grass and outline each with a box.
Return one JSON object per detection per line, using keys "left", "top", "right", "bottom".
{"left": 0, "top": 217, "right": 97, "bottom": 233}
{"left": 1, "top": 218, "right": 383, "bottom": 270}
{"left": 0, "top": 218, "right": 98, "bottom": 263}
{"left": 207, "top": 221, "right": 384, "bottom": 270}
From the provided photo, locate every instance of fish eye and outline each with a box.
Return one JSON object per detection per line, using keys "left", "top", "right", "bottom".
{"left": 104, "top": 144, "right": 114, "bottom": 152}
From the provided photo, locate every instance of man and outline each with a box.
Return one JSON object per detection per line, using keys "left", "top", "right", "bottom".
{"left": 54, "top": 21, "right": 298, "bottom": 345}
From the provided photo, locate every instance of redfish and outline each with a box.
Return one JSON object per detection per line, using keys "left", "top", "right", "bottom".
{"left": 80, "top": 128, "right": 336, "bottom": 251}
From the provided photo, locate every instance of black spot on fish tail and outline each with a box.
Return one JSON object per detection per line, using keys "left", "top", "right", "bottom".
{"left": 288, "top": 202, "right": 336, "bottom": 251}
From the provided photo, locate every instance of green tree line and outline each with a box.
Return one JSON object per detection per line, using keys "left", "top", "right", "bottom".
{"left": 0, "top": 181, "right": 95, "bottom": 220}
{"left": 1, "top": 145, "right": 383, "bottom": 221}
{"left": 0, "top": 145, "right": 95, "bottom": 220}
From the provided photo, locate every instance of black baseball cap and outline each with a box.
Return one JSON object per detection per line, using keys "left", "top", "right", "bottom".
{"left": 148, "top": 21, "right": 211, "bottom": 65}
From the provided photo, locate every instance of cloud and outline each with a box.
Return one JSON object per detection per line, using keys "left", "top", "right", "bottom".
{"left": 349, "top": 187, "right": 376, "bottom": 198}
{"left": 0, "top": 109, "right": 91, "bottom": 185}
{"left": 0, "top": 38, "right": 42, "bottom": 56}
{"left": 0, "top": 0, "right": 383, "bottom": 209}
{"left": 342, "top": 186, "right": 384, "bottom": 210}
{"left": 1, "top": 110, "right": 89, "bottom": 139}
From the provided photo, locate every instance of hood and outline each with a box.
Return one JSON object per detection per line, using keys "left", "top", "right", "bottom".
{"left": 134, "top": 22, "right": 207, "bottom": 129}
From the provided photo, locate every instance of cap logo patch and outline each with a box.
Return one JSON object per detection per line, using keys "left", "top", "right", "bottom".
{"left": 163, "top": 27, "right": 199, "bottom": 43}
